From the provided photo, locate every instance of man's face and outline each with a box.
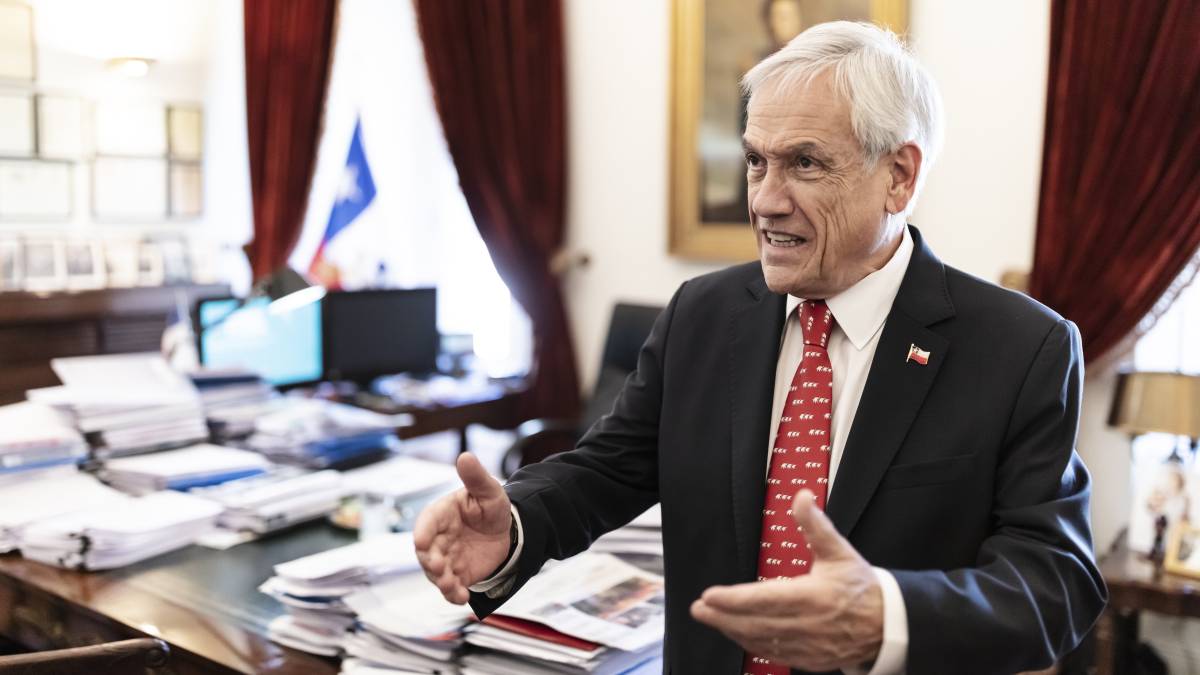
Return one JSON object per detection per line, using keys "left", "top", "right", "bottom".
{"left": 744, "top": 72, "right": 903, "bottom": 298}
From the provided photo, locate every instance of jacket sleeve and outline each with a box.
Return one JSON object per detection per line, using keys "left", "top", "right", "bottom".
{"left": 890, "top": 319, "right": 1108, "bottom": 674}
{"left": 468, "top": 282, "right": 685, "bottom": 619}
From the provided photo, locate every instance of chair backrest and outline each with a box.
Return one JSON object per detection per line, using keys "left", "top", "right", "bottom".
{"left": 0, "top": 638, "right": 170, "bottom": 675}
{"left": 580, "top": 303, "right": 663, "bottom": 431}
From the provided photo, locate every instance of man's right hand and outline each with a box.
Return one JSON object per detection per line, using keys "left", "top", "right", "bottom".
{"left": 413, "top": 452, "right": 513, "bottom": 604}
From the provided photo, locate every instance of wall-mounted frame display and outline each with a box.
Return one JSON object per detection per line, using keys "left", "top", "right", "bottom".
{"left": 93, "top": 100, "right": 167, "bottom": 156}
{"left": 21, "top": 239, "right": 65, "bottom": 292}
{"left": 37, "top": 95, "right": 86, "bottom": 158}
{"left": 0, "top": 237, "right": 21, "bottom": 290}
{"left": 92, "top": 157, "right": 168, "bottom": 220}
{"left": 168, "top": 106, "right": 203, "bottom": 160}
{"left": 103, "top": 238, "right": 141, "bottom": 287}
{"left": 169, "top": 162, "right": 202, "bottom": 218}
{"left": 153, "top": 236, "right": 191, "bottom": 284}
{"left": 0, "top": 159, "right": 73, "bottom": 220}
{"left": 0, "top": 1, "right": 35, "bottom": 83}
{"left": 137, "top": 240, "right": 165, "bottom": 286}
{"left": 0, "top": 91, "right": 34, "bottom": 156}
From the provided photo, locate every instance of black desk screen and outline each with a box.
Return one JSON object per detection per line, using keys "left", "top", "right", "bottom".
{"left": 322, "top": 288, "right": 439, "bottom": 382}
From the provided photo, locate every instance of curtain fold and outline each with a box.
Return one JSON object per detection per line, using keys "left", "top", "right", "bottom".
{"left": 243, "top": 0, "right": 338, "bottom": 283}
{"left": 414, "top": 0, "right": 581, "bottom": 421}
{"left": 1029, "top": 0, "right": 1200, "bottom": 361}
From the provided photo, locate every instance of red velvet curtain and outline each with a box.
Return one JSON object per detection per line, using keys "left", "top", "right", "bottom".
{"left": 243, "top": 0, "right": 337, "bottom": 283}
{"left": 1029, "top": 0, "right": 1200, "bottom": 361}
{"left": 414, "top": 0, "right": 581, "bottom": 421}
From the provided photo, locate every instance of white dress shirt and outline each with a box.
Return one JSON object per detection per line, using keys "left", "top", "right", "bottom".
{"left": 774, "top": 227, "right": 912, "bottom": 675}
{"left": 474, "top": 228, "right": 915, "bottom": 675}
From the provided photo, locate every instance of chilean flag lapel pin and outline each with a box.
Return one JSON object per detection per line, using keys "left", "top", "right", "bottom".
{"left": 906, "top": 344, "right": 930, "bottom": 365}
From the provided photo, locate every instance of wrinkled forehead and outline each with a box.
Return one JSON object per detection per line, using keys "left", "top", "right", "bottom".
{"left": 745, "top": 71, "right": 859, "bottom": 152}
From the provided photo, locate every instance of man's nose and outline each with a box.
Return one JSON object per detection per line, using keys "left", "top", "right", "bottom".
{"left": 750, "top": 168, "right": 794, "bottom": 222}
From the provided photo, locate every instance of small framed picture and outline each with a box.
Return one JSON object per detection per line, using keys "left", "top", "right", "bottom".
{"left": 0, "top": 238, "right": 21, "bottom": 291}
{"left": 63, "top": 240, "right": 106, "bottom": 290}
{"left": 137, "top": 240, "right": 165, "bottom": 286}
{"left": 103, "top": 238, "right": 141, "bottom": 288}
{"left": 152, "top": 236, "right": 191, "bottom": 285}
{"left": 1165, "top": 523, "right": 1200, "bottom": 580}
{"left": 22, "top": 239, "right": 66, "bottom": 292}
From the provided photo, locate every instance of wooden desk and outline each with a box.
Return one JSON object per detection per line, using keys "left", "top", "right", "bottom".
{"left": 1094, "top": 540, "right": 1200, "bottom": 675}
{"left": 349, "top": 382, "right": 527, "bottom": 454}
{"left": 0, "top": 521, "right": 356, "bottom": 674}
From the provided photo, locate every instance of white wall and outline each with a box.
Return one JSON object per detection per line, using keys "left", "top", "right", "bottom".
{"left": 562, "top": 0, "right": 1132, "bottom": 553}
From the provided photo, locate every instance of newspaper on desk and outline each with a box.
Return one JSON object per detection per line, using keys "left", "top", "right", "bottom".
{"left": 495, "top": 552, "right": 665, "bottom": 653}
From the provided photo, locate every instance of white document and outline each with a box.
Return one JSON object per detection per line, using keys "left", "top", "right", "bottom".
{"left": 0, "top": 402, "right": 83, "bottom": 447}
{"left": 273, "top": 531, "right": 421, "bottom": 585}
{"left": 104, "top": 444, "right": 270, "bottom": 480}
{"left": 50, "top": 353, "right": 196, "bottom": 396}
{"left": 341, "top": 456, "right": 460, "bottom": 499}
{"left": 495, "top": 553, "right": 665, "bottom": 652}
{"left": 345, "top": 572, "right": 476, "bottom": 639}
{"left": 0, "top": 472, "right": 125, "bottom": 552}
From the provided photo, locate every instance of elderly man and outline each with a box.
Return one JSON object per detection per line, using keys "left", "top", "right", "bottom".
{"left": 415, "top": 21, "right": 1106, "bottom": 675}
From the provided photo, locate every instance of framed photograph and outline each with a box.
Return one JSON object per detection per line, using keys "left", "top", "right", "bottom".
{"left": 137, "top": 240, "right": 165, "bottom": 286}
{"left": 63, "top": 240, "right": 106, "bottom": 290}
{"left": 153, "top": 236, "right": 191, "bottom": 284}
{"left": 0, "top": 91, "right": 34, "bottom": 155}
{"left": 21, "top": 239, "right": 66, "bottom": 292}
{"left": 92, "top": 100, "right": 167, "bottom": 156}
{"left": 103, "top": 238, "right": 141, "bottom": 287}
{"left": 0, "top": 237, "right": 20, "bottom": 290}
{"left": 168, "top": 106, "right": 203, "bottom": 159}
{"left": 1165, "top": 523, "right": 1200, "bottom": 580}
{"left": 36, "top": 95, "right": 86, "bottom": 158}
{"left": 668, "top": 0, "right": 907, "bottom": 260}
{"left": 0, "top": 1, "right": 35, "bottom": 82}
{"left": 92, "top": 157, "right": 168, "bottom": 220}
{"left": 0, "top": 159, "right": 73, "bottom": 220}
{"left": 169, "top": 162, "right": 203, "bottom": 218}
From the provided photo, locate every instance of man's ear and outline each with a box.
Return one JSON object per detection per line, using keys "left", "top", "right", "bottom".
{"left": 884, "top": 143, "right": 923, "bottom": 215}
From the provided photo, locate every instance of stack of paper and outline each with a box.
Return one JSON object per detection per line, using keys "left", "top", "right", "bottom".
{"left": 29, "top": 354, "right": 208, "bottom": 457}
{"left": 0, "top": 471, "right": 126, "bottom": 553}
{"left": 332, "top": 456, "right": 461, "bottom": 531}
{"left": 591, "top": 504, "right": 663, "bottom": 558}
{"left": 19, "top": 490, "right": 222, "bottom": 570}
{"left": 101, "top": 444, "right": 272, "bottom": 495}
{"left": 340, "top": 572, "right": 475, "bottom": 674}
{"left": 191, "top": 467, "right": 345, "bottom": 533}
{"left": 459, "top": 553, "right": 664, "bottom": 675}
{"left": 0, "top": 402, "right": 88, "bottom": 477}
{"left": 190, "top": 369, "right": 281, "bottom": 441}
{"left": 260, "top": 532, "right": 423, "bottom": 656}
{"left": 242, "top": 398, "right": 403, "bottom": 470}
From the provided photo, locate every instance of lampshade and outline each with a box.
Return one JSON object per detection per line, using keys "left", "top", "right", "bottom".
{"left": 1108, "top": 371, "right": 1200, "bottom": 438}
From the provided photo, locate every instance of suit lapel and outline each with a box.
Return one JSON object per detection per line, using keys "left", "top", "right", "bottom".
{"left": 826, "top": 226, "right": 955, "bottom": 536}
{"left": 728, "top": 275, "right": 786, "bottom": 583}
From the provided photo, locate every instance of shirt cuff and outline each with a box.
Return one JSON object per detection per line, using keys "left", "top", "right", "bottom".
{"left": 467, "top": 504, "right": 524, "bottom": 598}
{"left": 851, "top": 567, "right": 907, "bottom": 675}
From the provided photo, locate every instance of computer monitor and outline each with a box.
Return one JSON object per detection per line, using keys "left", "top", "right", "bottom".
{"left": 322, "top": 288, "right": 439, "bottom": 382}
{"left": 195, "top": 295, "right": 324, "bottom": 387}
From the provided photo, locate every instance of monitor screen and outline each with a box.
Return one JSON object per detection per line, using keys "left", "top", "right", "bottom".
{"left": 322, "top": 288, "right": 439, "bottom": 382}
{"left": 196, "top": 295, "right": 324, "bottom": 387}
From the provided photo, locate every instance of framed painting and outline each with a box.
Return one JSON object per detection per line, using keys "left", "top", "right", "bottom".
{"left": 669, "top": 0, "right": 908, "bottom": 260}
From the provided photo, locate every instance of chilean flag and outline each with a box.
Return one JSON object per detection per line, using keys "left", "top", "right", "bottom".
{"left": 308, "top": 118, "right": 377, "bottom": 289}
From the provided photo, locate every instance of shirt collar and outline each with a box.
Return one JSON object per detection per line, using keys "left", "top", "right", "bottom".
{"left": 785, "top": 226, "right": 914, "bottom": 351}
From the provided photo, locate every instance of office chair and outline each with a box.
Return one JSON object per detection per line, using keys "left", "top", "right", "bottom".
{"left": 501, "top": 303, "right": 663, "bottom": 477}
{"left": 0, "top": 638, "right": 170, "bottom": 674}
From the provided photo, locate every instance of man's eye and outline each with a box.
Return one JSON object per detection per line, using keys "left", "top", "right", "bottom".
{"left": 746, "top": 153, "right": 763, "bottom": 168}
{"left": 796, "top": 156, "right": 815, "bottom": 169}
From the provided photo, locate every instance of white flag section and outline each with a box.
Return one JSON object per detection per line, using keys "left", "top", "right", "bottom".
{"left": 493, "top": 553, "right": 665, "bottom": 653}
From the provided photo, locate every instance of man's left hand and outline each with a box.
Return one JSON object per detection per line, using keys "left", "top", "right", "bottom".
{"left": 690, "top": 489, "right": 883, "bottom": 672}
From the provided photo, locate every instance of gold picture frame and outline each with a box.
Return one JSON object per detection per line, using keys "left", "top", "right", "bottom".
{"left": 1164, "top": 522, "right": 1200, "bottom": 580}
{"left": 668, "top": 0, "right": 908, "bottom": 260}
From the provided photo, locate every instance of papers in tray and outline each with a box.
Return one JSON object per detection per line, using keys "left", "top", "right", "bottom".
{"left": 0, "top": 470, "right": 126, "bottom": 553}
{"left": 0, "top": 402, "right": 87, "bottom": 477}
{"left": 19, "top": 490, "right": 222, "bottom": 570}
{"left": 192, "top": 467, "right": 345, "bottom": 533}
{"left": 102, "top": 444, "right": 272, "bottom": 494}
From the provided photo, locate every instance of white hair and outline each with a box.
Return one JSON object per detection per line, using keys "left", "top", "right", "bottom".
{"left": 741, "top": 21, "right": 944, "bottom": 215}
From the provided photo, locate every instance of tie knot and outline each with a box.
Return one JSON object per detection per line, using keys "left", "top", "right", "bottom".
{"left": 799, "top": 300, "right": 834, "bottom": 347}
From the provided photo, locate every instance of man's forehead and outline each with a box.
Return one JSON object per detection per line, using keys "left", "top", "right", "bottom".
{"left": 744, "top": 75, "right": 855, "bottom": 152}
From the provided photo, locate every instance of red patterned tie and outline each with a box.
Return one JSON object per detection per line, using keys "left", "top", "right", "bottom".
{"left": 742, "top": 300, "right": 835, "bottom": 675}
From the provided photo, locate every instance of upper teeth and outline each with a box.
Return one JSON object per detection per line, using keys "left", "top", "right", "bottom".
{"left": 767, "top": 232, "right": 800, "bottom": 243}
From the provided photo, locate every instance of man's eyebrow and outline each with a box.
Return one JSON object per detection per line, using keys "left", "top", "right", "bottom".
{"left": 741, "top": 139, "right": 832, "bottom": 160}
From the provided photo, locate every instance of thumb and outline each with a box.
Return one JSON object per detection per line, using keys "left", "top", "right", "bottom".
{"left": 456, "top": 452, "right": 503, "bottom": 502}
{"left": 790, "top": 489, "right": 853, "bottom": 562}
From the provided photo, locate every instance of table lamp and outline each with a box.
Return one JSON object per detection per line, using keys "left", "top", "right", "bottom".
{"left": 1109, "top": 370, "right": 1200, "bottom": 563}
